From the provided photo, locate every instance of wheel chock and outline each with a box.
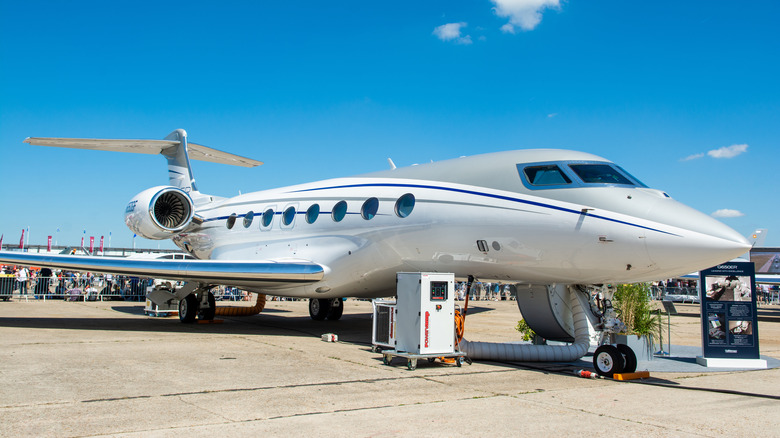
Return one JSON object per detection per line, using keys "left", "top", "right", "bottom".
{"left": 613, "top": 371, "right": 650, "bottom": 380}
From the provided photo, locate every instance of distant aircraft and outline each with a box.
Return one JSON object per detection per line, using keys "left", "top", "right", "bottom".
{"left": 0, "top": 129, "right": 750, "bottom": 375}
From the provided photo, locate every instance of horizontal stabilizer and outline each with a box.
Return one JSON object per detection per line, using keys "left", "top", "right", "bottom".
{"left": 24, "top": 137, "right": 262, "bottom": 168}
{"left": 0, "top": 251, "right": 323, "bottom": 287}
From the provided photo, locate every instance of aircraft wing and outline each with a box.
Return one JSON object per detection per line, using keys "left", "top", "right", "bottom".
{"left": 0, "top": 251, "right": 323, "bottom": 288}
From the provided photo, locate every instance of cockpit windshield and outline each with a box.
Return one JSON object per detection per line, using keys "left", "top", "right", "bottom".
{"left": 568, "top": 164, "right": 633, "bottom": 185}
{"left": 523, "top": 165, "right": 572, "bottom": 185}
{"left": 518, "top": 161, "right": 646, "bottom": 190}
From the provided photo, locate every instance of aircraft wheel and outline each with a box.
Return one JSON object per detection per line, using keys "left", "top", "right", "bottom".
{"left": 326, "top": 298, "right": 344, "bottom": 320}
{"left": 309, "top": 298, "right": 331, "bottom": 320}
{"left": 593, "top": 345, "right": 625, "bottom": 378}
{"left": 179, "top": 294, "right": 198, "bottom": 323}
{"left": 616, "top": 344, "right": 637, "bottom": 373}
{"left": 197, "top": 291, "right": 216, "bottom": 321}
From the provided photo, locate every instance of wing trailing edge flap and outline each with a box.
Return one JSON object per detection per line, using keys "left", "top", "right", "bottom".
{"left": 0, "top": 252, "right": 324, "bottom": 287}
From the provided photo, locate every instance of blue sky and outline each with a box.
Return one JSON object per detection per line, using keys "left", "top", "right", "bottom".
{"left": 1, "top": 1, "right": 778, "bottom": 249}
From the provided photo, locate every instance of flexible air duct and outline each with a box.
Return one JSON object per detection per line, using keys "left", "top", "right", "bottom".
{"left": 214, "top": 293, "right": 267, "bottom": 316}
{"left": 460, "top": 288, "right": 590, "bottom": 362}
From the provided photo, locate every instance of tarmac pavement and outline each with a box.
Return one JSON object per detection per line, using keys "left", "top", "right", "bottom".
{"left": 1, "top": 298, "right": 779, "bottom": 437}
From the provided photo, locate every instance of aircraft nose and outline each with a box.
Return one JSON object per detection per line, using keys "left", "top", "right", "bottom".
{"left": 645, "top": 204, "right": 751, "bottom": 276}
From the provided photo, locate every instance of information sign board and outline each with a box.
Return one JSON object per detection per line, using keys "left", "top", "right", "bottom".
{"left": 699, "top": 262, "right": 760, "bottom": 360}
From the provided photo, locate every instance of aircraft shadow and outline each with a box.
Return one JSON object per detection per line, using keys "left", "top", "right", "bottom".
{"left": 0, "top": 304, "right": 499, "bottom": 346}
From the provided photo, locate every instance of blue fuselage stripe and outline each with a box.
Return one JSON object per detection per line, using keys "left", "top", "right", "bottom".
{"left": 289, "top": 182, "right": 679, "bottom": 237}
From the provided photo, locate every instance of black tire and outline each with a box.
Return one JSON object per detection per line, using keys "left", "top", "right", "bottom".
{"left": 383, "top": 354, "right": 392, "bottom": 366}
{"left": 309, "top": 298, "right": 331, "bottom": 320}
{"left": 197, "top": 291, "right": 216, "bottom": 321}
{"left": 407, "top": 359, "right": 417, "bottom": 371}
{"left": 593, "top": 345, "right": 625, "bottom": 378}
{"left": 616, "top": 344, "right": 638, "bottom": 373}
{"left": 326, "top": 299, "right": 344, "bottom": 320}
{"left": 179, "top": 294, "right": 199, "bottom": 323}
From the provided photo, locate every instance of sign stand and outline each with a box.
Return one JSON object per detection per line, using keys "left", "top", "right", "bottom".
{"left": 654, "top": 300, "right": 676, "bottom": 356}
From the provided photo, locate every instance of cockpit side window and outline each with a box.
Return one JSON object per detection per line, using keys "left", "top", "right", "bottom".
{"left": 523, "top": 165, "right": 572, "bottom": 186}
{"left": 568, "top": 164, "right": 634, "bottom": 185}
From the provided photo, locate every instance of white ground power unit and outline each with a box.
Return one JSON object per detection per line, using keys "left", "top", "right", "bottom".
{"left": 376, "top": 272, "right": 456, "bottom": 355}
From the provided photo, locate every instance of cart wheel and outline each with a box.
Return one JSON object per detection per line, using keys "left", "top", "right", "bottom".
{"left": 407, "top": 359, "right": 417, "bottom": 371}
{"left": 428, "top": 357, "right": 436, "bottom": 363}
{"left": 383, "top": 354, "right": 391, "bottom": 366}
{"left": 456, "top": 357, "right": 463, "bottom": 367}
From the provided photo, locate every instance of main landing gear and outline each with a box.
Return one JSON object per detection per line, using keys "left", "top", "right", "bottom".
{"left": 179, "top": 290, "right": 216, "bottom": 323}
{"left": 308, "top": 298, "right": 344, "bottom": 321}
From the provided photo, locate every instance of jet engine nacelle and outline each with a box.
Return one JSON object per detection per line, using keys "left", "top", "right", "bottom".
{"left": 124, "top": 186, "right": 195, "bottom": 240}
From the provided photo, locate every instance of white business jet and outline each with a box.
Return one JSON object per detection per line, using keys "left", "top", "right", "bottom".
{"left": 0, "top": 129, "right": 750, "bottom": 375}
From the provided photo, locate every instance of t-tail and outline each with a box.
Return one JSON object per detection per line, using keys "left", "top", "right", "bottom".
{"left": 24, "top": 129, "right": 262, "bottom": 240}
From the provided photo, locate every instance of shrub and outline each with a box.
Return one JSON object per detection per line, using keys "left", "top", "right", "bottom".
{"left": 613, "top": 283, "right": 660, "bottom": 343}
{"left": 515, "top": 318, "right": 536, "bottom": 342}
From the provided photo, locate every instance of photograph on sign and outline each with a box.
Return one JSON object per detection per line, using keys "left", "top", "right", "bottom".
{"left": 707, "top": 312, "right": 726, "bottom": 342}
{"left": 729, "top": 320, "right": 752, "bottom": 336}
{"left": 704, "top": 275, "right": 751, "bottom": 301}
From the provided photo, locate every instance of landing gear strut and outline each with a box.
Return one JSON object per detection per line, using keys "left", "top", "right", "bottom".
{"left": 590, "top": 285, "right": 638, "bottom": 377}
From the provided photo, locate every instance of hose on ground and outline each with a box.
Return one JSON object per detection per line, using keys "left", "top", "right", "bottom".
{"left": 460, "top": 289, "right": 590, "bottom": 362}
{"left": 214, "top": 293, "right": 266, "bottom": 316}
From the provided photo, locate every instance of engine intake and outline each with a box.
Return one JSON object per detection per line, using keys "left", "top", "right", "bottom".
{"left": 125, "top": 186, "right": 195, "bottom": 240}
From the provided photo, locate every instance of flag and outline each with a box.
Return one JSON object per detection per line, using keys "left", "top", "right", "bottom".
{"left": 19, "top": 229, "right": 24, "bottom": 249}
{"left": 99, "top": 236, "right": 104, "bottom": 253}
{"left": 47, "top": 236, "right": 52, "bottom": 252}
{"left": 0, "top": 234, "right": 4, "bottom": 249}
{"left": 89, "top": 236, "right": 94, "bottom": 253}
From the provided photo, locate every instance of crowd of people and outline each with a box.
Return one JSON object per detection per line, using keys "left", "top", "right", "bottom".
{"left": 1, "top": 265, "right": 149, "bottom": 301}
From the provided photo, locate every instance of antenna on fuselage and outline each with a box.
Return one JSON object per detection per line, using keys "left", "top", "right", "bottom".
{"left": 387, "top": 158, "right": 396, "bottom": 170}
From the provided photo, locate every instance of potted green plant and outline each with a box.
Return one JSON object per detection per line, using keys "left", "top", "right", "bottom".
{"left": 612, "top": 283, "right": 660, "bottom": 361}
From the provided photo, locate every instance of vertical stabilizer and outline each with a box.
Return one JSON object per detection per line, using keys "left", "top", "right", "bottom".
{"left": 749, "top": 229, "right": 768, "bottom": 247}
{"left": 162, "top": 129, "right": 198, "bottom": 194}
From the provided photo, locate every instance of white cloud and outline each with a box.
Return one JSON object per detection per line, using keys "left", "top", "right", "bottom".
{"left": 707, "top": 143, "right": 748, "bottom": 159}
{"left": 712, "top": 209, "right": 745, "bottom": 218}
{"left": 680, "top": 144, "right": 748, "bottom": 162}
{"left": 433, "top": 22, "right": 472, "bottom": 44}
{"left": 492, "top": 0, "right": 561, "bottom": 33}
{"left": 680, "top": 152, "right": 705, "bottom": 161}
